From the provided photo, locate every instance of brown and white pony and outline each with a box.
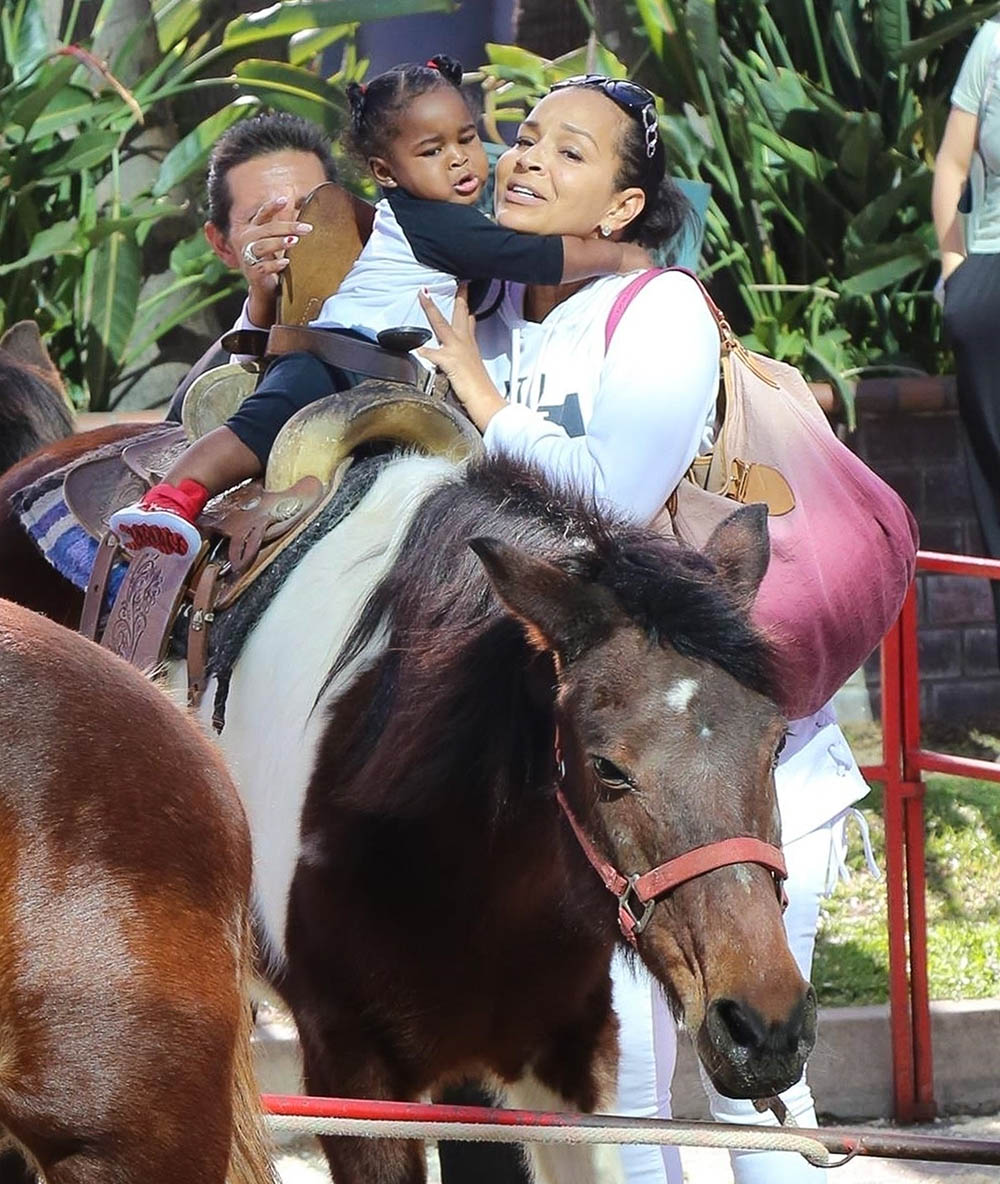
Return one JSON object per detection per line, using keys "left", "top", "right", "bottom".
{"left": 0, "top": 324, "right": 73, "bottom": 475}
{"left": 0, "top": 600, "right": 275, "bottom": 1184}
{"left": 0, "top": 437, "right": 813, "bottom": 1184}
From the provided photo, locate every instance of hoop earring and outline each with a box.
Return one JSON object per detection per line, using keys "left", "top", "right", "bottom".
{"left": 600, "top": 225, "right": 612, "bottom": 238}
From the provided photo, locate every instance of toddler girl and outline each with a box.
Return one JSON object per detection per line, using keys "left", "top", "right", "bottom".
{"left": 110, "top": 55, "right": 649, "bottom": 558}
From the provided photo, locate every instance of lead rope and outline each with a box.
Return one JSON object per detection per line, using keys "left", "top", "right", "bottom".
{"left": 264, "top": 1110, "right": 840, "bottom": 1166}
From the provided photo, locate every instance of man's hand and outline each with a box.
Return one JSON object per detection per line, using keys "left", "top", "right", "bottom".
{"left": 230, "top": 196, "right": 314, "bottom": 327}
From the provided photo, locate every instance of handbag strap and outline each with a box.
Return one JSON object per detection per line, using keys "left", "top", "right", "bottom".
{"left": 605, "top": 266, "right": 736, "bottom": 353}
{"left": 604, "top": 267, "right": 777, "bottom": 390}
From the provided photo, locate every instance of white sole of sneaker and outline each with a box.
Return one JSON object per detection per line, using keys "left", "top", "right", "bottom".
{"left": 108, "top": 506, "right": 202, "bottom": 559}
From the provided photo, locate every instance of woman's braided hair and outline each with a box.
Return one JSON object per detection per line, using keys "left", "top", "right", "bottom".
{"left": 346, "top": 54, "right": 465, "bottom": 161}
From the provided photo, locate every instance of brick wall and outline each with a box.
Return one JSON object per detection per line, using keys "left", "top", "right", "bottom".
{"left": 849, "top": 377, "right": 1000, "bottom": 727}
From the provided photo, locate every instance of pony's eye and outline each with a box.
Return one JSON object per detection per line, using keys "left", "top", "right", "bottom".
{"left": 771, "top": 733, "right": 787, "bottom": 770}
{"left": 592, "top": 756, "right": 634, "bottom": 792}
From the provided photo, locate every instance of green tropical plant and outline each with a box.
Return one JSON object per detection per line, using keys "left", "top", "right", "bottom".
{"left": 0, "top": 0, "right": 453, "bottom": 410}
{"left": 483, "top": 1, "right": 1000, "bottom": 423}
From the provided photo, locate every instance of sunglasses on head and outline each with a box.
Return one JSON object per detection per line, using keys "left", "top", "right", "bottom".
{"left": 550, "top": 75, "right": 659, "bottom": 159}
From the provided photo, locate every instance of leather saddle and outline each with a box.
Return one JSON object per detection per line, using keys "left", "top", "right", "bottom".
{"left": 72, "top": 180, "right": 480, "bottom": 704}
{"left": 72, "top": 383, "right": 480, "bottom": 706}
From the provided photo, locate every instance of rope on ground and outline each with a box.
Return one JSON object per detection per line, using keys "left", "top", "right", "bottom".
{"left": 265, "top": 1113, "right": 833, "bottom": 1167}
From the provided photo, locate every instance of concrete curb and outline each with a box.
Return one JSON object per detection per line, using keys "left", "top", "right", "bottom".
{"left": 254, "top": 1000, "right": 1000, "bottom": 1123}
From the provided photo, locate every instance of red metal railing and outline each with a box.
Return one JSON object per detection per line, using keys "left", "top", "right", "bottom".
{"left": 861, "top": 551, "right": 1000, "bottom": 1123}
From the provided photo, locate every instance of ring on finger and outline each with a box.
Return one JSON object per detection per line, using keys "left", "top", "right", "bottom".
{"left": 242, "top": 241, "right": 263, "bottom": 267}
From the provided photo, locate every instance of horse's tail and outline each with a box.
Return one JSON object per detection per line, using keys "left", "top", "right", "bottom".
{"left": 226, "top": 911, "right": 279, "bottom": 1184}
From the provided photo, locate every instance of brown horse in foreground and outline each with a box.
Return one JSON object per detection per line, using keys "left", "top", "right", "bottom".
{"left": 0, "top": 324, "right": 73, "bottom": 475}
{"left": 0, "top": 430, "right": 814, "bottom": 1184}
{"left": 0, "top": 600, "right": 275, "bottom": 1184}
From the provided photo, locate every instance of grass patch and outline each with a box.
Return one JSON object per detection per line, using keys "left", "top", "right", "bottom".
{"left": 813, "top": 725, "right": 1000, "bottom": 1007}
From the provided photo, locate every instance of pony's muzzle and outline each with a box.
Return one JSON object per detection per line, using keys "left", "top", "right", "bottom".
{"left": 702, "top": 985, "right": 817, "bottom": 1099}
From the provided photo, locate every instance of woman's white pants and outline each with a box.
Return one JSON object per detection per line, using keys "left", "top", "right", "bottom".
{"left": 611, "top": 818, "right": 844, "bottom": 1184}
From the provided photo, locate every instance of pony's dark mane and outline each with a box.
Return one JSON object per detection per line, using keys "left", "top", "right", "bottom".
{"left": 323, "top": 455, "right": 775, "bottom": 819}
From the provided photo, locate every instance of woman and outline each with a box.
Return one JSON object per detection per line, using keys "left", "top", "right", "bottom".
{"left": 932, "top": 16, "right": 1000, "bottom": 662}
{"left": 419, "top": 76, "right": 872, "bottom": 1184}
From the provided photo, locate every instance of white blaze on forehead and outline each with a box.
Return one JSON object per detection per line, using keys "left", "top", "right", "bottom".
{"left": 664, "top": 677, "right": 699, "bottom": 713}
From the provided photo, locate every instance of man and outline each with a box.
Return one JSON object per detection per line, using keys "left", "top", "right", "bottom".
{"left": 165, "top": 111, "right": 335, "bottom": 420}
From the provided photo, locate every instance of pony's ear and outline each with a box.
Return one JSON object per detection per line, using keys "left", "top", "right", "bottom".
{"left": 469, "top": 536, "right": 613, "bottom": 662}
{"left": 701, "top": 503, "right": 771, "bottom": 611}
{"left": 0, "top": 321, "right": 60, "bottom": 381}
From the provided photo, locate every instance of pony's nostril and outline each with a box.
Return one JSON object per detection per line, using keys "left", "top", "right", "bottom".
{"left": 711, "top": 998, "right": 767, "bottom": 1050}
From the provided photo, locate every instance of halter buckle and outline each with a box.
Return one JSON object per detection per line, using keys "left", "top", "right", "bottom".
{"left": 618, "top": 874, "right": 656, "bottom": 936}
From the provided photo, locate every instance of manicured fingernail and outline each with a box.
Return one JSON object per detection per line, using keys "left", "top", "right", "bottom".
{"left": 285, "top": 235, "right": 298, "bottom": 245}
{"left": 420, "top": 286, "right": 429, "bottom": 296}
{"left": 296, "top": 222, "right": 312, "bottom": 232}
{"left": 275, "top": 195, "right": 288, "bottom": 205}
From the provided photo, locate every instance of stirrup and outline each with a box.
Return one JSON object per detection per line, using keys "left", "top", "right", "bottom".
{"left": 99, "top": 537, "right": 205, "bottom": 670}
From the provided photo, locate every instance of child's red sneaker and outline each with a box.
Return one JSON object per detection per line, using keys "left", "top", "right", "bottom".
{"left": 109, "top": 479, "right": 208, "bottom": 559}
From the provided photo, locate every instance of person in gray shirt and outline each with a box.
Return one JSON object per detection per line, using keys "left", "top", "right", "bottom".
{"left": 933, "top": 16, "right": 1000, "bottom": 658}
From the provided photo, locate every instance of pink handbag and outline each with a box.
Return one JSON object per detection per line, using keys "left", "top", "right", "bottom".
{"left": 606, "top": 269, "right": 919, "bottom": 719}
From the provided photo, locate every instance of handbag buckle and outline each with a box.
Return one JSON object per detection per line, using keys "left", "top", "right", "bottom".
{"left": 725, "top": 459, "right": 796, "bottom": 515}
{"left": 727, "top": 458, "right": 754, "bottom": 503}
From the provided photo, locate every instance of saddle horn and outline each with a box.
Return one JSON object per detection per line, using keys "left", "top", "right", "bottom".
{"left": 264, "top": 378, "right": 484, "bottom": 491}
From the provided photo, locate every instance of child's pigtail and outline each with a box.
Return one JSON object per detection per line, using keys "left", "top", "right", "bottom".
{"left": 426, "top": 54, "right": 463, "bottom": 88}
{"left": 346, "top": 81, "right": 367, "bottom": 135}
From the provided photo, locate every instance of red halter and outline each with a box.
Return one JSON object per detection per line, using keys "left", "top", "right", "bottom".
{"left": 553, "top": 733, "right": 788, "bottom": 946}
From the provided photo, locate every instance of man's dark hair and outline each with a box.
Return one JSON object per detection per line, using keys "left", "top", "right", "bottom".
{"left": 206, "top": 111, "right": 337, "bottom": 233}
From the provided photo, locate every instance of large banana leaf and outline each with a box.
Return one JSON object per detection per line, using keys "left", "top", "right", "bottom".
{"left": 873, "top": 0, "right": 911, "bottom": 61}
{"left": 37, "top": 131, "right": 124, "bottom": 180}
{"left": 899, "top": 1, "right": 1000, "bottom": 63}
{"left": 0, "top": 0, "right": 51, "bottom": 82}
{"left": 8, "top": 57, "right": 77, "bottom": 133}
{"left": 0, "top": 221, "right": 81, "bottom": 276}
{"left": 233, "top": 59, "right": 348, "bottom": 132}
{"left": 153, "top": 0, "right": 204, "bottom": 52}
{"left": 841, "top": 238, "right": 932, "bottom": 295}
{"left": 223, "top": 0, "right": 454, "bottom": 49}
{"left": 82, "top": 231, "right": 142, "bottom": 400}
{"left": 25, "top": 87, "right": 123, "bottom": 141}
{"left": 289, "top": 24, "right": 355, "bottom": 67}
{"left": 845, "top": 172, "right": 932, "bottom": 249}
{"left": 154, "top": 105, "right": 248, "bottom": 197}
